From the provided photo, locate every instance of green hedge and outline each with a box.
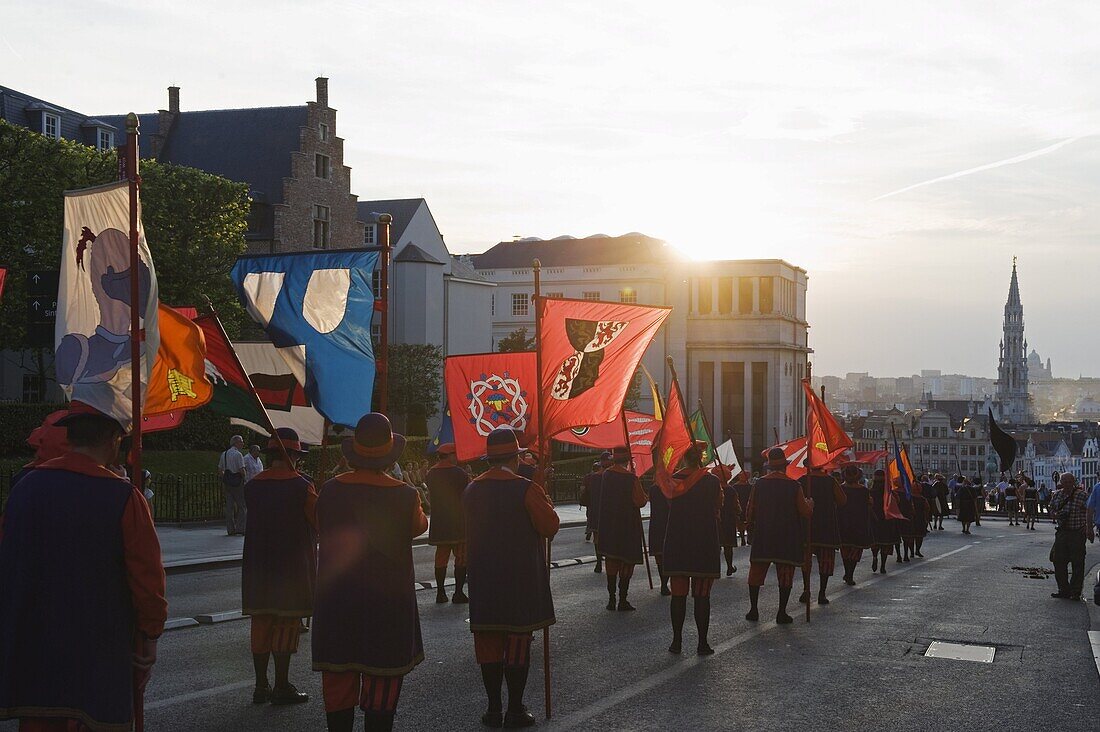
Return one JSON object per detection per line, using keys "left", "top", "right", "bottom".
{"left": 0, "top": 403, "right": 67, "bottom": 457}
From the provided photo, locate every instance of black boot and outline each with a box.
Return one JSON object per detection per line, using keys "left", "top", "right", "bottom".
{"left": 915, "top": 540, "right": 924, "bottom": 558}
{"left": 668, "top": 596, "right": 687, "bottom": 653}
{"left": 745, "top": 585, "right": 760, "bottom": 622}
{"left": 270, "top": 652, "right": 308, "bottom": 704}
{"left": 694, "top": 597, "right": 714, "bottom": 655}
{"left": 656, "top": 557, "right": 670, "bottom": 596}
{"left": 436, "top": 566, "right": 449, "bottom": 604}
{"left": 617, "top": 575, "right": 635, "bottom": 611}
{"left": 606, "top": 573, "right": 618, "bottom": 611}
{"left": 776, "top": 587, "right": 794, "bottom": 624}
{"left": 724, "top": 547, "right": 735, "bottom": 576}
{"left": 818, "top": 576, "right": 830, "bottom": 605}
{"left": 453, "top": 567, "right": 469, "bottom": 603}
{"left": 364, "top": 712, "right": 395, "bottom": 732}
{"left": 252, "top": 652, "right": 270, "bottom": 703}
{"left": 843, "top": 559, "right": 856, "bottom": 585}
{"left": 503, "top": 665, "right": 536, "bottom": 728}
{"left": 326, "top": 708, "right": 355, "bottom": 732}
{"left": 594, "top": 554, "right": 603, "bottom": 573}
{"left": 479, "top": 662, "right": 504, "bottom": 728}
{"left": 871, "top": 553, "right": 878, "bottom": 572}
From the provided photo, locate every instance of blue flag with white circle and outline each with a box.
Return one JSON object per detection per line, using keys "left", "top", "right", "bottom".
{"left": 231, "top": 250, "right": 379, "bottom": 428}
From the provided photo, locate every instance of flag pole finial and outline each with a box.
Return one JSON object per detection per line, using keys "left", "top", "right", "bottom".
{"left": 125, "top": 112, "right": 140, "bottom": 134}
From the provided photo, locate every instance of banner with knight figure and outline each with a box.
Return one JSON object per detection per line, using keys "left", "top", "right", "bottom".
{"left": 444, "top": 351, "right": 539, "bottom": 463}
{"left": 56, "top": 181, "right": 159, "bottom": 432}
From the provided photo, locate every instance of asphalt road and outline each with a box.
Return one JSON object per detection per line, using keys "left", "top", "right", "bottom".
{"left": 4, "top": 520, "right": 1099, "bottom": 731}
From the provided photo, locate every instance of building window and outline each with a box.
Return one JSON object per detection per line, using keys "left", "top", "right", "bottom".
{"left": 759, "top": 277, "right": 774, "bottom": 314}
{"left": 319, "top": 122, "right": 329, "bottom": 141}
{"left": 583, "top": 291, "right": 600, "bottom": 301}
{"left": 371, "top": 321, "right": 381, "bottom": 344}
{"left": 546, "top": 267, "right": 565, "bottom": 274}
{"left": 312, "top": 205, "right": 330, "bottom": 248}
{"left": 97, "top": 129, "right": 114, "bottom": 151}
{"left": 42, "top": 113, "right": 60, "bottom": 140}
{"left": 22, "top": 374, "right": 43, "bottom": 403}
{"left": 512, "top": 293, "right": 529, "bottom": 316}
{"left": 364, "top": 224, "right": 375, "bottom": 245}
{"left": 511, "top": 269, "right": 529, "bottom": 276}
{"left": 718, "top": 277, "right": 733, "bottom": 314}
{"left": 697, "top": 278, "right": 712, "bottom": 315}
{"left": 583, "top": 267, "right": 601, "bottom": 273}
{"left": 738, "top": 277, "right": 754, "bottom": 314}
{"left": 619, "top": 288, "right": 637, "bottom": 304}
{"left": 371, "top": 269, "right": 382, "bottom": 298}
{"left": 546, "top": 292, "right": 563, "bottom": 299}
{"left": 490, "top": 293, "right": 495, "bottom": 316}
{"left": 315, "top": 154, "right": 331, "bottom": 179}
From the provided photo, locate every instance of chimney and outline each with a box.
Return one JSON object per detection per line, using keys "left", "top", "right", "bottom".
{"left": 168, "top": 86, "right": 180, "bottom": 114}
{"left": 316, "top": 77, "right": 328, "bottom": 107}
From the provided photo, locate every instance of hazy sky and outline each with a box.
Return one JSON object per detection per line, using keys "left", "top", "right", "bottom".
{"left": 6, "top": 2, "right": 1100, "bottom": 378}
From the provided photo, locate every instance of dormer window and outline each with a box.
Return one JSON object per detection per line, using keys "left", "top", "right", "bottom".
{"left": 364, "top": 224, "right": 375, "bottom": 245}
{"left": 97, "top": 129, "right": 114, "bottom": 151}
{"left": 42, "top": 113, "right": 60, "bottom": 140}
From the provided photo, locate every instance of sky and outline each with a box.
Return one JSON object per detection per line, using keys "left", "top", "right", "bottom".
{"left": 5, "top": 1, "right": 1100, "bottom": 378}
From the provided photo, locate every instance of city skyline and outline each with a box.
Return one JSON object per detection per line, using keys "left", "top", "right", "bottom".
{"left": 6, "top": 2, "right": 1100, "bottom": 377}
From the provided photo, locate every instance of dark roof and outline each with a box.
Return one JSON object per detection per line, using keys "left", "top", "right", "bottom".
{"left": 357, "top": 198, "right": 425, "bottom": 243}
{"left": 97, "top": 106, "right": 309, "bottom": 204}
{"left": 394, "top": 243, "right": 443, "bottom": 264}
{"left": 471, "top": 233, "right": 670, "bottom": 269}
{"left": 0, "top": 85, "right": 116, "bottom": 145}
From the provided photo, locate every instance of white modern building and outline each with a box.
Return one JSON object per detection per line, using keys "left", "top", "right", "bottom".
{"left": 468, "top": 233, "right": 811, "bottom": 470}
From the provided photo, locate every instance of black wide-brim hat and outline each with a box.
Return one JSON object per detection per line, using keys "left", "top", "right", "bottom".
{"left": 268, "top": 427, "right": 309, "bottom": 456}
{"left": 342, "top": 413, "right": 406, "bottom": 470}
{"left": 483, "top": 427, "right": 521, "bottom": 460}
{"left": 765, "top": 447, "right": 789, "bottom": 471}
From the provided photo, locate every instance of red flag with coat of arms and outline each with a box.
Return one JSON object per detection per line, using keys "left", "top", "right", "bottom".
{"left": 537, "top": 297, "right": 670, "bottom": 439}
{"left": 654, "top": 377, "right": 694, "bottom": 497}
{"left": 445, "top": 351, "right": 539, "bottom": 463}
{"left": 802, "top": 378, "right": 853, "bottom": 469}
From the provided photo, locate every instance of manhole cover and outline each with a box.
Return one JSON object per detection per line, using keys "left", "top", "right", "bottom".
{"left": 925, "top": 641, "right": 995, "bottom": 663}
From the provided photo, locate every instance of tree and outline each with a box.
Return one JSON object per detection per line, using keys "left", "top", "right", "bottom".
{"left": 498, "top": 327, "right": 535, "bottom": 352}
{"left": 624, "top": 368, "right": 643, "bottom": 411}
{"left": 386, "top": 343, "right": 444, "bottom": 436}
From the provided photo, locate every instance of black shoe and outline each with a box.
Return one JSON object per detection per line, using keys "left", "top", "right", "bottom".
{"left": 776, "top": 612, "right": 794, "bottom": 625}
{"left": 668, "top": 639, "right": 682, "bottom": 654}
{"left": 660, "top": 586, "right": 671, "bottom": 597}
{"left": 617, "top": 599, "right": 636, "bottom": 611}
{"left": 745, "top": 608, "right": 759, "bottom": 622}
{"left": 915, "top": 551, "right": 924, "bottom": 557}
{"left": 1051, "top": 592, "right": 1070, "bottom": 599}
{"left": 594, "top": 563, "right": 603, "bottom": 574}
{"left": 606, "top": 595, "right": 617, "bottom": 611}
{"left": 482, "top": 711, "right": 504, "bottom": 728}
{"left": 817, "top": 594, "right": 830, "bottom": 605}
{"left": 504, "top": 707, "right": 537, "bottom": 728}
{"left": 697, "top": 643, "right": 715, "bottom": 656}
{"left": 844, "top": 576, "right": 855, "bottom": 586}
{"left": 270, "top": 683, "right": 309, "bottom": 705}
{"left": 903, "top": 557, "right": 910, "bottom": 563}
{"left": 1070, "top": 595, "right": 1083, "bottom": 602}
{"left": 798, "top": 591, "right": 809, "bottom": 604}
{"left": 252, "top": 683, "right": 270, "bottom": 704}
{"left": 452, "top": 590, "right": 469, "bottom": 604}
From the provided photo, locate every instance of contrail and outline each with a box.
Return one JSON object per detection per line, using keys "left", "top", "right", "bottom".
{"left": 872, "top": 135, "right": 1086, "bottom": 201}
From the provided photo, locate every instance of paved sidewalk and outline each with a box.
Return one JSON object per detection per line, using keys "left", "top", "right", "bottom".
{"left": 159, "top": 502, "right": 648, "bottom": 571}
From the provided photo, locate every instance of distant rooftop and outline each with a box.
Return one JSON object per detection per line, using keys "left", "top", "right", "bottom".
{"left": 471, "top": 232, "right": 673, "bottom": 269}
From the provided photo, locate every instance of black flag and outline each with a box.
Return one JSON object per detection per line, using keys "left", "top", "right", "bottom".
{"left": 987, "top": 409, "right": 1016, "bottom": 473}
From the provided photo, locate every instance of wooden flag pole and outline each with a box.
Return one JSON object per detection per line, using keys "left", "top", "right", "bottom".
{"left": 124, "top": 113, "right": 146, "bottom": 732}
{"left": 532, "top": 258, "right": 552, "bottom": 721}
{"left": 377, "top": 213, "right": 392, "bottom": 413}
{"left": 621, "top": 408, "right": 654, "bottom": 590}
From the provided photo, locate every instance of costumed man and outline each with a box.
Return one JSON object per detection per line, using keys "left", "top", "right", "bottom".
{"left": 662, "top": 441, "right": 722, "bottom": 655}
{"left": 733, "top": 470, "right": 752, "bottom": 546}
{"left": 648, "top": 469, "right": 671, "bottom": 596}
{"left": 580, "top": 460, "right": 600, "bottom": 541}
{"left": 799, "top": 464, "right": 847, "bottom": 605}
{"left": 597, "top": 445, "right": 648, "bottom": 611}
{"left": 745, "top": 447, "right": 813, "bottom": 625}
{"left": 587, "top": 451, "right": 612, "bottom": 574}
{"left": 426, "top": 443, "right": 470, "bottom": 604}
{"left": 242, "top": 428, "right": 316, "bottom": 705}
{"left": 836, "top": 465, "right": 873, "bottom": 585}
{"left": 718, "top": 466, "right": 741, "bottom": 576}
{"left": 312, "top": 414, "right": 427, "bottom": 732}
{"left": 10, "top": 410, "right": 70, "bottom": 488}
{"left": 464, "top": 428, "right": 559, "bottom": 728}
{"left": 894, "top": 477, "right": 914, "bottom": 563}
{"left": 0, "top": 401, "right": 166, "bottom": 731}
{"left": 906, "top": 481, "right": 929, "bottom": 558}
{"left": 868, "top": 469, "right": 897, "bottom": 574}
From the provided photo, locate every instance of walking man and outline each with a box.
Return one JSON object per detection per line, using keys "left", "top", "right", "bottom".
{"left": 868, "top": 470, "right": 896, "bottom": 572}
{"left": 585, "top": 452, "right": 612, "bottom": 573}
{"left": 313, "top": 414, "right": 427, "bottom": 732}
{"left": 219, "top": 434, "right": 248, "bottom": 535}
{"left": 662, "top": 442, "right": 723, "bottom": 654}
{"left": 0, "top": 401, "right": 167, "bottom": 731}
{"left": 836, "top": 465, "right": 872, "bottom": 585}
{"left": 242, "top": 428, "right": 315, "bottom": 705}
{"left": 799, "top": 464, "right": 846, "bottom": 605}
{"left": 464, "top": 427, "right": 559, "bottom": 728}
{"left": 745, "top": 447, "right": 813, "bottom": 624}
{"left": 719, "top": 468, "right": 742, "bottom": 576}
{"left": 1050, "top": 472, "right": 1091, "bottom": 601}
{"left": 649, "top": 474, "right": 671, "bottom": 595}
{"left": 597, "top": 445, "right": 648, "bottom": 611}
{"left": 427, "top": 443, "right": 470, "bottom": 604}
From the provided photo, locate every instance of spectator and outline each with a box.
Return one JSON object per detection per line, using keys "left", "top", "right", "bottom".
{"left": 218, "top": 435, "right": 248, "bottom": 536}
{"left": 1005, "top": 477, "right": 1021, "bottom": 526}
{"left": 1050, "top": 473, "right": 1091, "bottom": 601}
{"left": 243, "top": 444, "right": 264, "bottom": 484}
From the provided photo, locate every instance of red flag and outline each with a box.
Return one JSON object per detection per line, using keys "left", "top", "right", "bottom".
{"left": 0, "top": 266, "right": 7, "bottom": 303}
{"left": 445, "top": 351, "right": 539, "bottom": 463}
{"left": 654, "top": 378, "right": 693, "bottom": 497}
{"left": 142, "top": 411, "right": 186, "bottom": 433}
{"left": 803, "top": 379, "right": 853, "bottom": 469}
{"left": 762, "top": 436, "right": 810, "bottom": 479}
{"left": 554, "top": 410, "right": 661, "bottom": 476}
{"left": 537, "top": 297, "right": 670, "bottom": 439}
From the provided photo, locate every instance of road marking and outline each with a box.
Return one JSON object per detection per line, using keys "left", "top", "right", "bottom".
{"left": 146, "top": 680, "right": 254, "bottom": 710}
{"left": 1089, "top": 631, "right": 1100, "bottom": 681}
{"left": 548, "top": 543, "right": 973, "bottom": 729}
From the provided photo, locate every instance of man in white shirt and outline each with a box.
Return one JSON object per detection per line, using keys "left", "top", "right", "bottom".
{"left": 218, "top": 435, "right": 248, "bottom": 536}
{"left": 243, "top": 445, "right": 264, "bottom": 484}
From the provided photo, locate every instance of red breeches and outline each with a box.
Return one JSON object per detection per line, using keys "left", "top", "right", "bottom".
{"left": 322, "top": 672, "right": 404, "bottom": 714}
{"left": 473, "top": 631, "right": 533, "bottom": 667}
{"left": 250, "top": 614, "right": 302, "bottom": 654}
{"left": 434, "top": 543, "right": 467, "bottom": 569}
{"left": 669, "top": 576, "right": 715, "bottom": 597}
{"left": 604, "top": 559, "right": 635, "bottom": 579}
{"left": 810, "top": 548, "right": 835, "bottom": 577}
{"left": 748, "top": 561, "right": 796, "bottom": 588}
{"left": 840, "top": 547, "right": 864, "bottom": 562}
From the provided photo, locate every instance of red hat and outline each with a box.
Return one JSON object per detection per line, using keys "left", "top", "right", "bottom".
{"left": 267, "top": 427, "right": 308, "bottom": 455}
{"left": 342, "top": 413, "right": 406, "bottom": 470}
{"left": 485, "top": 428, "right": 520, "bottom": 459}
{"left": 436, "top": 443, "right": 457, "bottom": 457}
{"left": 27, "top": 410, "right": 71, "bottom": 464}
{"left": 55, "top": 401, "right": 125, "bottom": 431}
